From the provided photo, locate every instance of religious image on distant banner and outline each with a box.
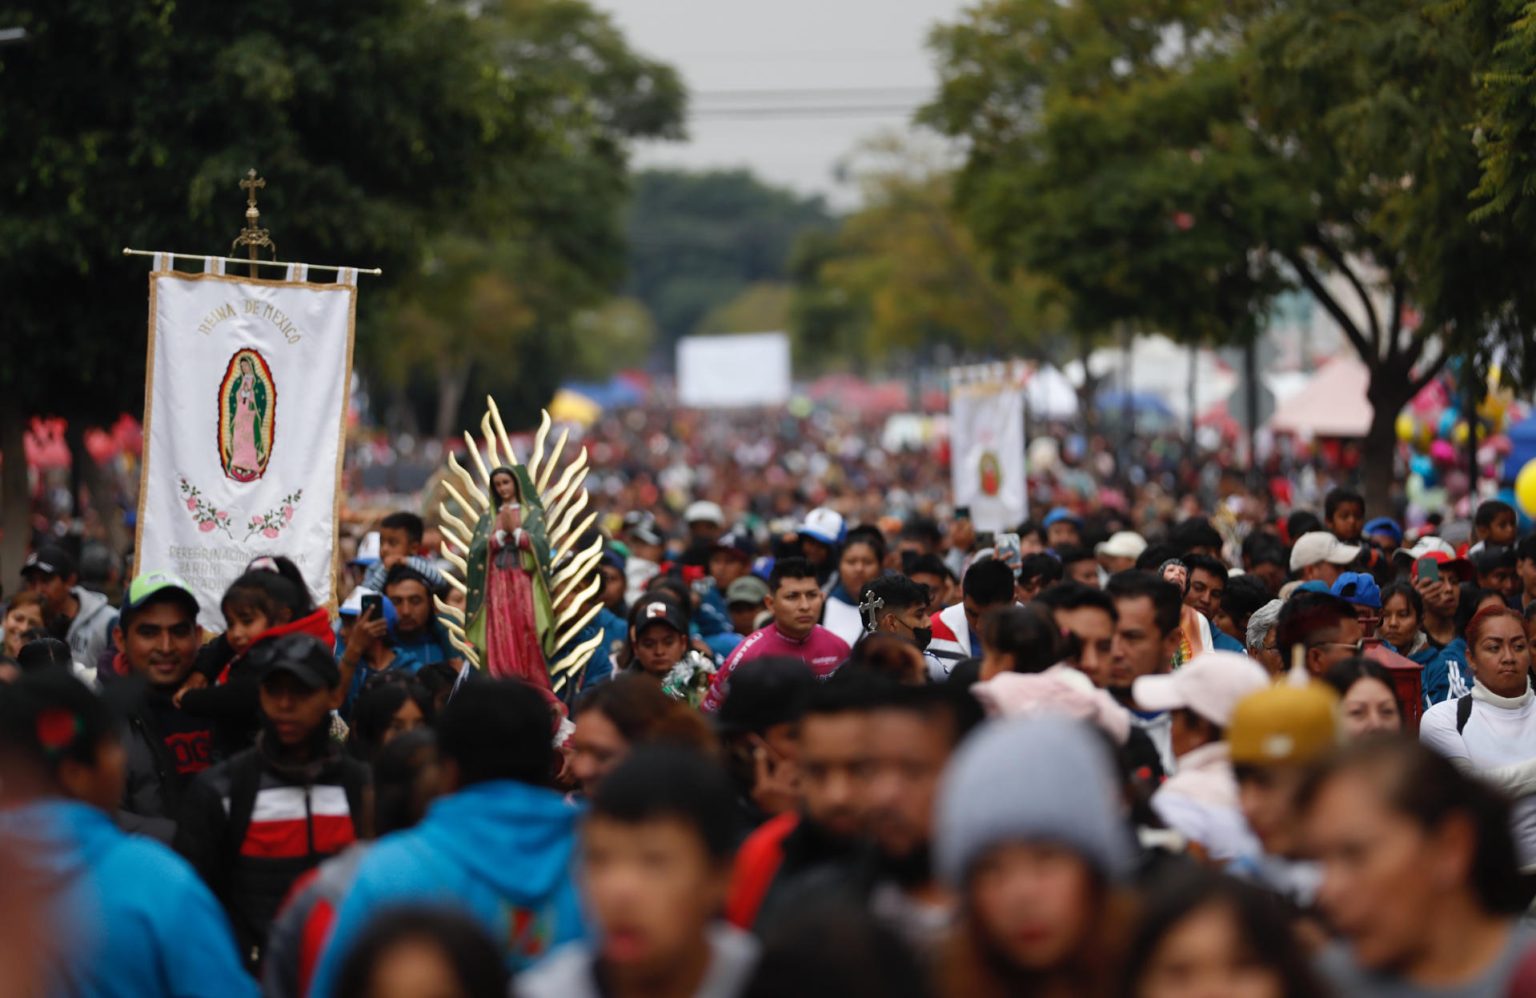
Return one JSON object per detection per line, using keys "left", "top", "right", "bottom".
{"left": 949, "top": 367, "right": 1028, "bottom": 533}
{"left": 135, "top": 263, "right": 356, "bottom": 628}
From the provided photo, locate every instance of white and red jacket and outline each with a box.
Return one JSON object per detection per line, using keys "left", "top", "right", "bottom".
{"left": 927, "top": 603, "right": 974, "bottom": 679}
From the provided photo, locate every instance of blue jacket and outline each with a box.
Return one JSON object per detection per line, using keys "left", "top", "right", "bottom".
{"left": 1415, "top": 637, "right": 1471, "bottom": 709}
{"left": 1210, "top": 629, "right": 1247, "bottom": 654}
{"left": 0, "top": 799, "right": 253, "bottom": 998}
{"left": 310, "top": 780, "right": 585, "bottom": 997}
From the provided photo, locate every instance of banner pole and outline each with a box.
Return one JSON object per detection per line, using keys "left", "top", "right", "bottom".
{"left": 122, "top": 249, "right": 382, "bottom": 277}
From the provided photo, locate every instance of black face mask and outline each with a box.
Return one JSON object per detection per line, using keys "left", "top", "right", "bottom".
{"left": 910, "top": 626, "right": 933, "bottom": 652}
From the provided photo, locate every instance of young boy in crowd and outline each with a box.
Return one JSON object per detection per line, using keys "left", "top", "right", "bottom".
{"left": 175, "top": 634, "right": 367, "bottom": 972}
{"left": 360, "top": 511, "right": 424, "bottom": 591}
{"left": 1324, "top": 488, "right": 1366, "bottom": 545}
{"left": 1474, "top": 499, "right": 1519, "bottom": 551}
{"left": 518, "top": 746, "right": 759, "bottom": 998}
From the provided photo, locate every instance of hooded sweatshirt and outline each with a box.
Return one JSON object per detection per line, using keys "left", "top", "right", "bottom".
{"left": 0, "top": 799, "right": 254, "bottom": 998}
{"left": 63, "top": 586, "right": 115, "bottom": 671}
{"left": 309, "top": 779, "right": 585, "bottom": 998}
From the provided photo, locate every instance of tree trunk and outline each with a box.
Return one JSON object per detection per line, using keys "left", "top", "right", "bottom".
{"left": 0, "top": 406, "right": 30, "bottom": 598}
{"left": 1364, "top": 365, "right": 1414, "bottom": 516}
{"left": 1243, "top": 339, "right": 1259, "bottom": 487}
{"left": 433, "top": 360, "right": 474, "bottom": 441}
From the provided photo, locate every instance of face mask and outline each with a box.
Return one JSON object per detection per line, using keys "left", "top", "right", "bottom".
{"left": 910, "top": 625, "right": 933, "bottom": 652}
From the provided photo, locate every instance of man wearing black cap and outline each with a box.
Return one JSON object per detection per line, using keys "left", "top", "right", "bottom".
{"left": 0, "top": 670, "right": 253, "bottom": 996}
{"left": 22, "top": 545, "right": 115, "bottom": 671}
{"left": 174, "top": 633, "right": 366, "bottom": 973}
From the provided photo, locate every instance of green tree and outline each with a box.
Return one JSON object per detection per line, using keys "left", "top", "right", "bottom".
{"left": 0, "top": 0, "right": 680, "bottom": 585}
{"left": 924, "top": 0, "right": 1536, "bottom": 510}
{"left": 625, "top": 169, "right": 832, "bottom": 355}
{"left": 789, "top": 138, "right": 1067, "bottom": 374}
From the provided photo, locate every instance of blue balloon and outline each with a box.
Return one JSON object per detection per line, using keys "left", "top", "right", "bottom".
{"left": 1439, "top": 410, "right": 1460, "bottom": 438}
{"left": 1411, "top": 454, "right": 1434, "bottom": 480}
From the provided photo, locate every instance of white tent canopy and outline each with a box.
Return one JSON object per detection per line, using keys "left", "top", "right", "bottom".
{"left": 1064, "top": 333, "right": 1239, "bottom": 420}
{"left": 1024, "top": 364, "right": 1079, "bottom": 420}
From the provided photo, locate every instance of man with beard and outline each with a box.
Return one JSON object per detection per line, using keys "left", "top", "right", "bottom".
{"left": 725, "top": 674, "right": 877, "bottom": 931}
{"left": 1106, "top": 571, "right": 1186, "bottom": 776}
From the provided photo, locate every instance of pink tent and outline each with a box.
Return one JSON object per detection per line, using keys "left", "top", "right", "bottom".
{"left": 1266, "top": 357, "right": 1373, "bottom": 438}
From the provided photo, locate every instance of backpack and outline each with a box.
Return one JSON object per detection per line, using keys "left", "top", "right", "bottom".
{"left": 1456, "top": 693, "right": 1474, "bottom": 735}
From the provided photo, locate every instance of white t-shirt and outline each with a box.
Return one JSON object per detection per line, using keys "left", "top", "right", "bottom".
{"left": 1420, "top": 683, "right": 1536, "bottom": 866}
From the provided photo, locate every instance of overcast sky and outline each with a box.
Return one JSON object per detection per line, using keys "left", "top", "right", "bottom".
{"left": 599, "top": 0, "right": 971, "bottom": 208}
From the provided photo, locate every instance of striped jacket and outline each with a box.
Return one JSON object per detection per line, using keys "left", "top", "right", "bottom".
{"left": 174, "top": 740, "right": 367, "bottom": 972}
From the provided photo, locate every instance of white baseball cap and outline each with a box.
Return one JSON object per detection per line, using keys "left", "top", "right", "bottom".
{"left": 684, "top": 501, "right": 725, "bottom": 526}
{"left": 1289, "top": 531, "right": 1361, "bottom": 572}
{"left": 1132, "top": 652, "right": 1271, "bottom": 728}
{"left": 798, "top": 507, "right": 846, "bottom": 547}
{"left": 1095, "top": 531, "right": 1148, "bottom": 561}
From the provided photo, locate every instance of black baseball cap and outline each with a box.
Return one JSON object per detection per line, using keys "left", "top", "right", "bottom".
{"left": 250, "top": 633, "right": 341, "bottom": 690}
{"left": 712, "top": 531, "right": 758, "bottom": 562}
{"left": 630, "top": 597, "right": 689, "bottom": 637}
{"left": 714, "top": 657, "right": 817, "bottom": 737}
{"left": 21, "top": 546, "right": 77, "bottom": 580}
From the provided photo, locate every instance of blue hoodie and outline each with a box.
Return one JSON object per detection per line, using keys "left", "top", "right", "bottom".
{"left": 1415, "top": 637, "right": 1471, "bottom": 709}
{"left": 0, "top": 799, "right": 253, "bottom": 998}
{"left": 310, "top": 780, "right": 585, "bottom": 998}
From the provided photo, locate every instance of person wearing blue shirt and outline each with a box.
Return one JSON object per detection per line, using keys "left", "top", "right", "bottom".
{"left": 309, "top": 679, "right": 585, "bottom": 997}
{"left": 0, "top": 670, "right": 253, "bottom": 998}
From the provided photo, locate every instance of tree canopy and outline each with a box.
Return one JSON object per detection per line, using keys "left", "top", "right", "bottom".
{"left": 624, "top": 168, "right": 832, "bottom": 356}
{"left": 0, "top": 0, "right": 683, "bottom": 427}
{"left": 923, "top": 0, "right": 1536, "bottom": 508}
{"left": 789, "top": 137, "right": 1067, "bottom": 373}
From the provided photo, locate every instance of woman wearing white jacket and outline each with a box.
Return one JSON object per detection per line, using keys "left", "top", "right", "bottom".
{"left": 1419, "top": 604, "right": 1536, "bottom": 867}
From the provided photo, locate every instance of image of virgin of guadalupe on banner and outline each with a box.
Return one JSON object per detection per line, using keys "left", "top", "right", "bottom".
{"left": 134, "top": 257, "right": 357, "bottom": 629}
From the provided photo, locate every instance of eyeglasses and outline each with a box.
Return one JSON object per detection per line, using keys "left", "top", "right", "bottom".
{"left": 1309, "top": 639, "right": 1365, "bottom": 655}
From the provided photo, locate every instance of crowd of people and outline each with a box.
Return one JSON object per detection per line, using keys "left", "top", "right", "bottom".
{"left": 9, "top": 447, "right": 1536, "bottom": 996}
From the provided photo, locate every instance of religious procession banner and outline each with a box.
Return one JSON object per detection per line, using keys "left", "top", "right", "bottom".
{"left": 949, "top": 363, "right": 1028, "bottom": 533}
{"left": 135, "top": 259, "right": 356, "bottom": 629}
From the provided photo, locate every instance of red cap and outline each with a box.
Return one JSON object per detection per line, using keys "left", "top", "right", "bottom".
{"left": 1412, "top": 551, "right": 1475, "bottom": 583}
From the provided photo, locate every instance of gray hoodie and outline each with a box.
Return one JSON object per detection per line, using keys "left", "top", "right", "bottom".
{"left": 518, "top": 923, "right": 759, "bottom": 998}
{"left": 66, "top": 586, "right": 115, "bottom": 668}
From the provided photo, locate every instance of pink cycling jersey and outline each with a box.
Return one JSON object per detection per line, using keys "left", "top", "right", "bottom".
{"left": 700, "top": 624, "right": 851, "bottom": 713}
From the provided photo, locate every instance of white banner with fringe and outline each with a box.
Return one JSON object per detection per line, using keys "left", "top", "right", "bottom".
{"left": 134, "top": 259, "right": 356, "bottom": 629}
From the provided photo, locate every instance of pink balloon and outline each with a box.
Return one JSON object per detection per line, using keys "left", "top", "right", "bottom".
{"left": 1430, "top": 440, "right": 1457, "bottom": 463}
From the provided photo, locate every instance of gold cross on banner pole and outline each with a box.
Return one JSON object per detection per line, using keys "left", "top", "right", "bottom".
{"left": 231, "top": 169, "right": 277, "bottom": 278}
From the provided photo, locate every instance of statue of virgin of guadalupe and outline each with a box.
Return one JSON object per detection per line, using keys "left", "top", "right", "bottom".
{"left": 464, "top": 465, "right": 555, "bottom": 691}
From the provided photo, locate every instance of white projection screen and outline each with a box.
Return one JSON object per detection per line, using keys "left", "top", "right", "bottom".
{"left": 676, "top": 332, "right": 792, "bottom": 408}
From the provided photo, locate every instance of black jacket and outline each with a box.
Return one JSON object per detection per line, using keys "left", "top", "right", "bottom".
{"left": 108, "top": 671, "right": 213, "bottom": 844}
{"left": 174, "top": 730, "right": 368, "bottom": 972}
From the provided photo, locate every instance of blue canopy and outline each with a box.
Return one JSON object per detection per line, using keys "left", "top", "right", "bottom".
{"left": 1094, "top": 389, "right": 1175, "bottom": 419}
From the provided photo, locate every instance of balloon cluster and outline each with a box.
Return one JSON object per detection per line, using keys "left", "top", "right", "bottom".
{"left": 1397, "top": 379, "right": 1517, "bottom": 490}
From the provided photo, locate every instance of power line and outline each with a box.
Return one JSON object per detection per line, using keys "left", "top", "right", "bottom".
{"left": 690, "top": 86, "right": 931, "bottom": 102}
{"left": 690, "top": 104, "right": 921, "bottom": 120}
